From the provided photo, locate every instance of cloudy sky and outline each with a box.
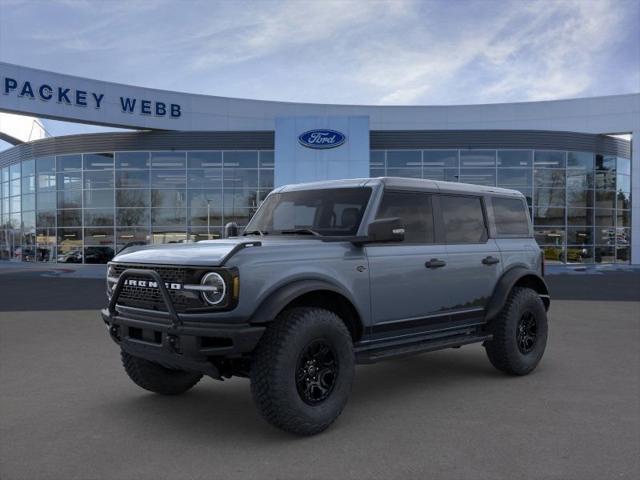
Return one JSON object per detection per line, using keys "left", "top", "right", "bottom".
{"left": 0, "top": 0, "right": 638, "bottom": 140}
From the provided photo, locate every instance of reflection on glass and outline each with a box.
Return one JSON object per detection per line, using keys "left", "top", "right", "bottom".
{"left": 117, "top": 208, "right": 150, "bottom": 226}
{"left": 57, "top": 155, "right": 82, "bottom": 171}
{"left": 386, "top": 151, "right": 421, "bottom": 168}
{"left": 150, "top": 152, "right": 186, "bottom": 169}
{"left": 497, "top": 169, "right": 531, "bottom": 187}
{"left": 567, "top": 151, "right": 594, "bottom": 169}
{"left": 423, "top": 150, "right": 458, "bottom": 168}
{"left": 595, "top": 246, "right": 615, "bottom": 264}
{"left": 458, "top": 169, "right": 495, "bottom": 186}
{"left": 497, "top": 150, "right": 532, "bottom": 167}
{"left": 116, "top": 152, "right": 149, "bottom": 169}
{"left": 460, "top": 150, "right": 495, "bottom": 167}
{"left": 534, "top": 228, "right": 565, "bottom": 245}
{"left": 83, "top": 153, "right": 114, "bottom": 170}
{"left": 534, "top": 151, "right": 565, "bottom": 168}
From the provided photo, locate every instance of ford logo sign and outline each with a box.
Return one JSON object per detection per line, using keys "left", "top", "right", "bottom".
{"left": 298, "top": 129, "right": 346, "bottom": 149}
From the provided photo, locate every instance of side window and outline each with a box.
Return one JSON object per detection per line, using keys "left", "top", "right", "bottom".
{"left": 376, "top": 191, "right": 434, "bottom": 243}
{"left": 492, "top": 197, "right": 530, "bottom": 236}
{"left": 440, "top": 195, "right": 487, "bottom": 244}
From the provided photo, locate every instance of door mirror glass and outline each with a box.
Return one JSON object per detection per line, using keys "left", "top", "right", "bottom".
{"left": 364, "top": 217, "right": 405, "bottom": 243}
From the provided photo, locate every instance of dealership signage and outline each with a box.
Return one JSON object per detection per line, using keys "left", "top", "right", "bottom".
{"left": 2, "top": 75, "right": 181, "bottom": 118}
{"left": 298, "top": 129, "right": 346, "bottom": 149}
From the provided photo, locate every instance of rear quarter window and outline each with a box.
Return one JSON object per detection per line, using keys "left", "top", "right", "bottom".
{"left": 492, "top": 197, "right": 530, "bottom": 236}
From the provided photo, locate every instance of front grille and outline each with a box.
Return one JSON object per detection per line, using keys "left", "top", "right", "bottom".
{"left": 111, "top": 264, "right": 206, "bottom": 312}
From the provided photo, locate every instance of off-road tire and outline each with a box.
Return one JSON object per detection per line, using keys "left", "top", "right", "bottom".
{"left": 485, "top": 287, "right": 548, "bottom": 375}
{"left": 250, "top": 307, "right": 355, "bottom": 435}
{"left": 121, "top": 350, "right": 202, "bottom": 395}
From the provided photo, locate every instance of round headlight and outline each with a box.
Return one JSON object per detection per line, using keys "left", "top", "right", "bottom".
{"left": 201, "top": 272, "right": 226, "bottom": 305}
{"left": 106, "top": 263, "right": 116, "bottom": 296}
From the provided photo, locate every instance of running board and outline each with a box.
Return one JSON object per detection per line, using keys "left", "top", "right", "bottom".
{"left": 355, "top": 332, "right": 492, "bottom": 364}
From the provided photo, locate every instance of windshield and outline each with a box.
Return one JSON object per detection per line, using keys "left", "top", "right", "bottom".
{"left": 245, "top": 187, "right": 372, "bottom": 237}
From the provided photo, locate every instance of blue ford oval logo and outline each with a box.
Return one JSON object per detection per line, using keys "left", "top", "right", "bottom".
{"left": 298, "top": 129, "right": 346, "bottom": 149}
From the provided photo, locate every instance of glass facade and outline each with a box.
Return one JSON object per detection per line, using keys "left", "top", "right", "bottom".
{"left": 0, "top": 150, "right": 274, "bottom": 263}
{"left": 371, "top": 149, "right": 632, "bottom": 265}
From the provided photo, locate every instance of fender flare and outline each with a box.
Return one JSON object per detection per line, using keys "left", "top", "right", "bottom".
{"left": 248, "top": 279, "right": 361, "bottom": 325}
{"left": 485, "top": 267, "right": 550, "bottom": 321}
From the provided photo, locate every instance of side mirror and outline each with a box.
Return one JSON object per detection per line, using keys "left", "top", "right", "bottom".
{"left": 224, "top": 222, "right": 239, "bottom": 238}
{"left": 363, "top": 217, "right": 405, "bottom": 243}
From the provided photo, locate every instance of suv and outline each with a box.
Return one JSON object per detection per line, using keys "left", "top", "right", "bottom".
{"left": 102, "top": 177, "right": 550, "bottom": 435}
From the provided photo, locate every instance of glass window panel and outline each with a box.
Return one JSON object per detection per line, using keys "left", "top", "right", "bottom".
{"left": 616, "top": 246, "right": 630, "bottom": 264}
{"left": 84, "top": 170, "right": 114, "bottom": 189}
{"left": 422, "top": 168, "right": 459, "bottom": 182}
{"left": 595, "top": 246, "right": 615, "bottom": 264}
{"left": 497, "top": 169, "right": 531, "bottom": 187}
{"left": 187, "top": 151, "right": 222, "bottom": 169}
{"left": 84, "top": 228, "right": 114, "bottom": 245}
{"left": 541, "top": 246, "right": 565, "bottom": 264}
{"left": 36, "top": 211, "right": 55, "bottom": 228}
{"left": 116, "top": 189, "right": 150, "bottom": 208}
{"left": 151, "top": 189, "right": 186, "bottom": 208}
{"left": 566, "top": 169, "right": 593, "bottom": 189}
{"left": 36, "top": 157, "right": 55, "bottom": 174}
{"left": 386, "top": 168, "right": 421, "bottom": 178}
{"left": 9, "top": 212, "right": 21, "bottom": 228}
{"left": 10, "top": 196, "right": 20, "bottom": 213}
{"left": 259, "top": 169, "right": 274, "bottom": 189}
{"left": 57, "top": 209, "right": 82, "bottom": 227}
{"left": 36, "top": 245, "right": 55, "bottom": 263}
{"left": 10, "top": 178, "right": 20, "bottom": 196}
{"left": 566, "top": 188, "right": 593, "bottom": 208}
{"left": 115, "top": 152, "right": 149, "bottom": 169}
{"left": 567, "top": 151, "right": 594, "bottom": 169}
{"left": 534, "top": 151, "right": 566, "bottom": 168}
{"left": 534, "top": 187, "right": 565, "bottom": 208}
{"left": 57, "top": 190, "right": 82, "bottom": 209}
{"left": 1, "top": 167, "right": 8, "bottom": 183}
{"left": 37, "top": 191, "right": 57, "bottom": 210}
{"left": 36, "top": 229, "right": 56, "bottom": 245}
{"left": 83, "top": 153, "right": 114, "bottom": 170}
{"left": 151, "top": 208, "right": 187, "bottom": 226}
{"left": 223, "top": 151, "right": 258, "bottom": 168}
{"left": 57, "top": 171, "right": 82, "bottom": 190}
{"left": 222, "top": 168, "right": 259, "bottom": 187}
{"left": 21, "top": 159, "right": 35, "bottom": 176}
{"left": 616, "top": 210, "right": 630, "bottom": 228}
{"left": 57, "top": 154, "right": 82, "bottom": 171}
{"left": 616, "top": 157, "right": 630, "bottom": 176}
{"left": 534, "top": 228, "right": 565, "bottom": 246}
{"left": 84, "top": 209, "right": 114, "bottom": 226}
{"left": 22, "top": 210, "right": 36, "bottom": 230}
{"left": 616, "top": 174, "right": 630, "bottom": 194}
{"left": 534, "top": 169, "right": 565, "bottom": 187}
{"left": 595, "top": 191, "right": 616, "bottom": 209}
{"left": 595, "top": 170, "right": 615, "bottom": 190}
{"left": 37, "top": 173, "right": 56, "bottom": 191}
{"left": 188, "top": 190, "right": 223, "bottom": 211}
{"left": 492, "top": 197, "right": 530, "bottom": 236}
{"left": 22, "top": 193, "right": 35, "bottom": 211}
{"left": 84, "top": 246, "right": 114, "bottom": 264}
{"left": 440, "top": 195, "right": 487, "bottom": 244}
{"left": 116, "top": 170, "right": 149, "bottom": 188}
{"left": 596, "top": 155, "right": 616, "bottom": 172}
{"left": 615, "top": 228, "right": 631, "bottom": 247}
{"left": 423, "top": 150, "right": 458, "bottom": 168}
{"left": 117, "top": 208, "right": 150, "bottom": 226}
{"left": 9, "top": 164, "right": 20, "bottom": 181}
{"left": 458, "top": 168, "right": 496, "bottom": 186}
{"left": 510, "top": 188, "right": 532, "bottom": 206}
{"left": 386, "top": 150, "right": 421, "bottom": 168}
{"left": 84, "top": 190, "right": 114, "bottom": 209}
{"left": 57, "top": 229, "right": 83, "bottom": 263}
{"left": 594, "top": 209, "right": 614, "bottom": 226}
{"left": 223, "top": 189, "right": 260, "bottom": 211}
{"left": 616, "top": 191, "right": 631, "bottom": 210}
{"left": 370, "top": 151, "right": 385, "bottom": 168}
{"left": 188, "top": 227, "right": 222, "bottom": 242}
{"left": 151, "top": 170, "right": 186, "bottom": 188}
{"left": 567, "top": 227, "right": 593, "bottom": 245}
{"left": 187, "top": 168, "right": 222, "bottom": 188}
{"left": 370, "top": 168, "right": 385, "bottom": 177}
{"left": 259, "top": 151, "right": 275, "bottom": 168}
{"left": 226, "top": 208, "right": 255, "bottom": 226}
{"left": 189, "top": 207, "right": 222, "bottom": 227}
{"left": 116, "top": 228, "right": 150, "bottom": 249}
{"left": 151, "top": 229, "right": 188, "bottom": 245}
{"left": 21, "top": 175, "right": 36, "bottom": 194}
{"left": 534, "top": 206, "right": 565, "bottom": 225}
{"left": 566, "top": 246, "right": 593, "bottom": 264}
{"left": 595, "top": 227, "right": 616, "bottom": 245}
{"left": 568, "top": 208, "right": 593, "bottom": 226}
{"left": 151, "top": 152, "right": 187, "bottom": 173}
{"left": 21, "top": 246, "right": 36, "bottom": 262}
{"left": 460, "top": 150, "right": 495, "bottom": 167}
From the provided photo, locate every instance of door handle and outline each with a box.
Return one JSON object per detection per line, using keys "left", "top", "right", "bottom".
{"left": 482, "top": 256, "right": 500, "bottom": 265}
{"left": 425, "top": 258, "right": 446, "bottom": 269}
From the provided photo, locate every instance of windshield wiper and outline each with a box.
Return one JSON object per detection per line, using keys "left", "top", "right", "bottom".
{"left": 242, "top": 229, "right": 267, "bottom": 236}
{"left": 279, "top": 228, "right": 322, "bottom": 237}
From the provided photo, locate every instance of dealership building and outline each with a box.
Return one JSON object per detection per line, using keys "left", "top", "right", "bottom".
{"left": 0, "top": 62, "right": 638, "bottom": 265}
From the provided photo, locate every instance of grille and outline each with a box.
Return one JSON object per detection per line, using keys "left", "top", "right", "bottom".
{"left": 111, "top": 264, "right": 206, "bottom": 312}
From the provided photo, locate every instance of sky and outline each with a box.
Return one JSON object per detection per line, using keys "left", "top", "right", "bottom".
{"left": 0, "top": 0, "right": 639, "bottom": 143}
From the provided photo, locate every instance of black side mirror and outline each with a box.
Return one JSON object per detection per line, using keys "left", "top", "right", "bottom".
{"left": 364, "top": 217, "right": 405, "bottom": 243}
{"left": 224, "top": 222, "right": 239, "bottom": 238}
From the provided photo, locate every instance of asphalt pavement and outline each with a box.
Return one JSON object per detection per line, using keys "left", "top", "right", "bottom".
{"left": 0, "top": 268, "right": 638, "bottom": 479}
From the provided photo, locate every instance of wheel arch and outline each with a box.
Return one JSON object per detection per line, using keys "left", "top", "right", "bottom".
{"left": 248, "top": 280, "right": 364, "bottom": 342}
{"left": 485, "top": 267, "right": 550, "bottom": 321}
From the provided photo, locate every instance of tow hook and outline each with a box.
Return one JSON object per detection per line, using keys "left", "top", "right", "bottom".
{"left": 109, "top": 325, "right": 121, "bottom": 342}
{"left": 167, "top": 334, "right": 180, "bottom": 353}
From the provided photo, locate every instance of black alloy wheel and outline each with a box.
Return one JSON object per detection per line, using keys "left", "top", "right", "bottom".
{"left": 296, "top": 339, "right": 339, "bottom": 405}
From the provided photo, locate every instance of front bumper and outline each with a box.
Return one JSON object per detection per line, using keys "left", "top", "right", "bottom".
{"left": 102, "top": 268, "right": 264, "bottom": 378}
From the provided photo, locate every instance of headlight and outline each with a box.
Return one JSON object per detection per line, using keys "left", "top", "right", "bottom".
{"left": 106, "top": 263, "right": 117, "bottom": 296}
{"left": 200, "top": 272, "right": 226, "bottom": 305}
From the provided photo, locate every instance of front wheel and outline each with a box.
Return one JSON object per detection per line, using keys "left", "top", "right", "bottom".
{"left": 250, "top": 307, "right": 355, "bottom": 435}
{"left": 484, "top": 287, "right": 548, "bottom": 375}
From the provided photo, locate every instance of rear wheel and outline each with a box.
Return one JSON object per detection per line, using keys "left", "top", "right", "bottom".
{"left": 121, "top": 351, "right": 202, "bottom": 395}
{"left": 484, "top": 287, "right": 548, "bottom": 375}
{"left": 250, "top": 307, "right": 355, "bottom": 435}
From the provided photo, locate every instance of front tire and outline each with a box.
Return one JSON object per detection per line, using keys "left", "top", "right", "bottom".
{"left": 484, "top": 287, "right": 548, "bottom": 375}
{"left": 121, "top": 351, "right": 202, "bottom": 395}
{"left": 250, "top": 307, "right": 355, "bottom": 435}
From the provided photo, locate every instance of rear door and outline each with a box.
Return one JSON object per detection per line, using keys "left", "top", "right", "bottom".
{"left": 365, "top": 190, "right": 451, "bottom": 336}
{"left": 438, "top": 194, "right": 502, "bottom": 323}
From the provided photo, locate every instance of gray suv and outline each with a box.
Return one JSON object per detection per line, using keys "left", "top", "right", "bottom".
{"left": 102, "top": 177, "right": 550, "bottom": 435}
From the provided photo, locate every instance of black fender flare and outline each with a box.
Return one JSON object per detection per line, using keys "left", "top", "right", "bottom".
{"left": 484, "top": 267, "right": 550, "bottom": 321}
{"left": 248, "top": 279, "right": 361, "bottom": 325}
